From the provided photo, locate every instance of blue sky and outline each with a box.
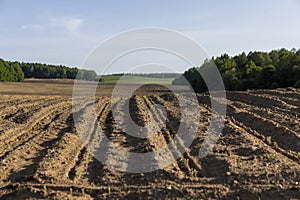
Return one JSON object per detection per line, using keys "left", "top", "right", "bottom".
{"left": 1, "top": 0, "right": 300, "bottom": 73}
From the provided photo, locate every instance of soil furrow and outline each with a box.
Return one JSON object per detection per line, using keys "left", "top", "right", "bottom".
{"left": 0, "top": 95, "right": 31, "bottom": 106}
{"left": 225, "top": 118, "right": 300, "bottom": 182}
{"left": 0, "top": 104, "right": 72, "bottom": 184}
{"left": 206, "top": 95, "right": 300, "bottom": 161}
{"left": 85, "top": 100, "right": 127, "bottom": 186}
{"left": 227, "top": 91, "right": 300, "bottom": 115}
{"left": 1, "top": 97, "right": 62, "bottom": 125}
{"left": 250, "top": 89, "right": 300, "bottom": 100}
{"left": 264, "top": 95, "right": 300, "bottom": 108}
{"left": 148, "top": 95, "right": 203, "bottom": 178}
{"left": 32, "top": 104, "right": 87, "bottom": 184}
{"left": 0, "top": 99, "right": 69, "bottom": 144}
{"left": 0, "top": 96, "right": 59, "bottom": 117}
{"left": 0, "top": 97, "right": 66, "bottom": 135}
{"left": 1, "top": 84, "right": 300, "bottom": 199}
{"left": 0, "top": 101, "right": 70, "bottom": 159}
{"left": 0, "top": 182, "right": 232, "bottom": 200}
{"left": 227, "top": 103, "right": 300, "bottom": 159}
{"left": 66, "top": 98, "right": 110, "bottom": 185}
{"left": 231, "top": 99, "right": 300, "bottom": 135}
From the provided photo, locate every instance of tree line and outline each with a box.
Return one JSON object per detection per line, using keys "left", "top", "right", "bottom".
{"left": 0, "top": 58, "right": 98, "bottom": 82}
{"left": 20, "top": 62, "right": 97, "bottom": 81}
{"left": 0, "top": 59, "right": 24, "bottom": 82}
{"left": 173, "top": 48, "right": 300, "bottom": 91}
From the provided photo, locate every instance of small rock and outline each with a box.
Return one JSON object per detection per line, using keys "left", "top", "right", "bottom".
{"left": 233, "top": 180, "right": 239, "bottom": 185}
{"left": 226, "top": 172, "right": 231, "bottom": 176}
{"left": 274, "top": 183, "right": 283, "bottom": 190}
{"left": 177, "top": 173, "right": 184, "bottom": 180}
{"left": 251, "top": 146, "right": 258, "bottom": 152}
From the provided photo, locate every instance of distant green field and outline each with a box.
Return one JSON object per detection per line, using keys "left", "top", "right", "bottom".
{"left": 100, "top": 75, "right": 175, "bottom": 84}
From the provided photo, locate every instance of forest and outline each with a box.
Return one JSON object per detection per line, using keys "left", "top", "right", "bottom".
{"left": 0, "top": 59, "right": 24, "bottom": 82}
{"left": 0, "top": 59, "right": 97, "bottom": 82}
{"left": 20, "top": 62, "right": 97, "bottom": 81}
{"left": 173, "top": 48, "right": 300, "bottom": 91}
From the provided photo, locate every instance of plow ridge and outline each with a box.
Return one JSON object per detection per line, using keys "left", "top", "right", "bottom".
{"left": 1, "top": 88, "right": 300, "bottom": 199}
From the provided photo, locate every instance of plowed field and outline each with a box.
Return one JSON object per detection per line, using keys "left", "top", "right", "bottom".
{"left": 0, "top": 80, "right": 299, "bottom": 199}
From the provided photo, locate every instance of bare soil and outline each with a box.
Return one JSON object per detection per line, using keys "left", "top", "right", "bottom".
{"left": 0, "top": 79, "right": 299, "bottom": 199}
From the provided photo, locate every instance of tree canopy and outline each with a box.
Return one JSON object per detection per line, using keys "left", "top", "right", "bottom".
{"left": 20, "top": 62, "right": 97, "bottom": 81}
{"left": 0, "top": 58, "right": 98, "bottom": 82}
{"left": 173, "top": 48, "right": 300, "bottom": 91}
{"left": 0, "top": 59, "right": 24, "bottom": 82}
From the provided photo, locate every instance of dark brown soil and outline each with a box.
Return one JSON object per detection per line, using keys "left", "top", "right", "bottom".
{"left": 0, "top": 79, "right": 299, "bottom": 199}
